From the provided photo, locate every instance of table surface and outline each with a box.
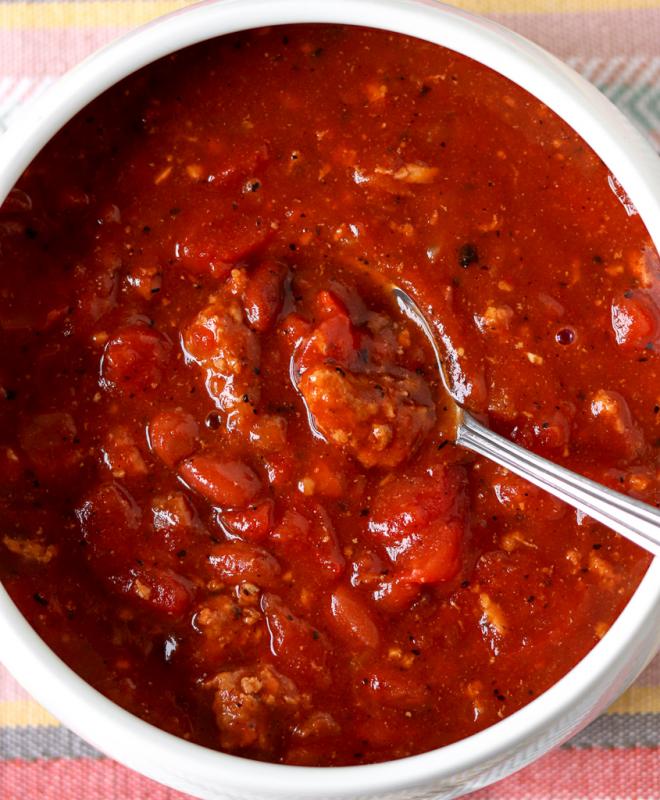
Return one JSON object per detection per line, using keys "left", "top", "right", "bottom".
{"left": 0, "top": 1, "right": 658, "bottom": 798}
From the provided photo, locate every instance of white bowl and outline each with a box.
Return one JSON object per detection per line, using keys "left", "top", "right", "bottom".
{"left": 0, "top": 1, "right": 658, "bottom": 798}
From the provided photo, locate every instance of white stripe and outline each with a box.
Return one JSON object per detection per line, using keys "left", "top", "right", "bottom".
{"left": 591, "top": 55, "right": 628, "bottom": 89}
{"left": 577, "top": 56, "right": 605, "bottom": 83}
{"left": 562, "top": 56, "right": 660, "bottom": 145}
{"left": 0, "top": 77, "right": 15, "bottom": 103}
{"left": 0, "top": 76, "right": 35, "bottom": 118}
{"left": 603, "top": 55, "right": 648, "bottom": 106}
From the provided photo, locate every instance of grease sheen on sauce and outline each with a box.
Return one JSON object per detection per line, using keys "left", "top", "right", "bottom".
{"left": 0, "top": 25, "right": 657, "bottom": 766}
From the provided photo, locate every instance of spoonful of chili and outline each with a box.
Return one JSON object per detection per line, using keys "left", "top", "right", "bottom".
{"left": 393, "top": 285, "right": 660, "bottom": 557}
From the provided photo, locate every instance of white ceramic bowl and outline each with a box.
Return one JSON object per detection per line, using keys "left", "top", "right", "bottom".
{"left": 0, "top": 1, "right": 659, "bottom": 798}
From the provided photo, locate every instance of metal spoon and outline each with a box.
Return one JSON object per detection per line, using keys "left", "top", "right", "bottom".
{"left": 393, "top": 286, "right": 660, "bottom": 557}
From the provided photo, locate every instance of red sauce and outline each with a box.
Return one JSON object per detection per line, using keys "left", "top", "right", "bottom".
{"left": 0, "top": 25, "right": 657, "bottom": 766}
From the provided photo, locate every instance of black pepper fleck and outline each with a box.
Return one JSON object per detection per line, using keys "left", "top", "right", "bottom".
{"left": 458, "top": 243, "right": 479, "bottom": 268}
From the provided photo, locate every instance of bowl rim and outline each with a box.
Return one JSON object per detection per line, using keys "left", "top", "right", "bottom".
{"left": 0, "top": 0, "right": 659, "bottom": 796}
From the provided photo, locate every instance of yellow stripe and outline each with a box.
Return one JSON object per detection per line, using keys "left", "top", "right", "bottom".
{"left": 0, "top": 0, "right": 659, "bottom": 31}
{"left": 606, "top": 685, "right": 660, "bottom": 715}
{"left": 0, "top": 1, "right": 193, "bottom": 30}
{"left": 0, "top": 700, "right": 60, "bottom": 728}
{"left": 468, "top": 0, "right": 660, "bottom": 9}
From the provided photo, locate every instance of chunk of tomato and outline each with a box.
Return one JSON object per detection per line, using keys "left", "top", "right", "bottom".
{"left": 174, "top": 215, "right": 273, "bottom": 277}
{"left": 101, "top": 325, "right": 171, "bottom": 393}
{"left": 611, "top": 290, "right": 659, "bottom": 350}
{"left": 149, "top": 409, "right": 199, "bottom": 467}
{"left": 368, "top": 465, "right": 466, "bottom": 584}
{"left": 218, "top": 499, "right": 275, "bottom": 543}
{"left": 261, "top": 593, "right": 329, "bottom": 685}
{"left": 271, "top": 502, "right": 345, "bottom": 580}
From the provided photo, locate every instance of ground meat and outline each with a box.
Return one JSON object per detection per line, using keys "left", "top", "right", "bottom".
{"left": 182, "top": 301, "right": 261, "bottom": 412}
{"left": 3, "top": 535, "right": 57, "bottom": 563}
{"left": 297, "top": 366, "right": 435, "bottom": 468}
{"left": 588, "top": 389, "right": 644, "bottom": 459}
{"left": 193, "top": 593, "right": 266, "bottom": 667}
{"left": 206, "top": 664, "right": 304, "bottom": 752}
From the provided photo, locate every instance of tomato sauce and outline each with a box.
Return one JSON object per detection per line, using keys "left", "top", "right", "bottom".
{"left": 0, "top": 25, "right": 657, "bottom": 765}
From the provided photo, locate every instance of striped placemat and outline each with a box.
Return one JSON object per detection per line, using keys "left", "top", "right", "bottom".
{"left": 0, "top": 1, "right": 659, "bottom": 798}
{"left": 1, "top": 0, "right": 659, "bottom": 147}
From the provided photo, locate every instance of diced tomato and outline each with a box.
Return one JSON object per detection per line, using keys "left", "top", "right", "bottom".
{"left": 174, "top": 215, "right": 273, "bottom": 276}
{"left": 271, "top": 503, "right": 345, "bottom": 580}
{"left": 371, "top": 577, "right": 422, "bottom": 613}
{"left": 248, "top": 415, "right": 288, "bottom": 453}
{"left": 149, "top": 409, "right": 199, "bottom": 467}
{"left": 611, "top": 291, "right": 660, "bottom": 350}
{"left": 468, "top": 549, "right": 577, "bottom": 655}
{"left": 581, "top": 388, "right": 644, "bottom": 461}
{"left": 305, "top": 457, "right": 346, "bottom": 498}
{"left": 101, "top": 325, "right": 171, "bottom": 393}
{"left": 368, "top": 466, "right": 466, "bottom": 583}
{"left": 179, "top": 455, "right": 262, "bottom": 508}
{"left": 261, "top": 593, "right": 329, "bottom": 684}
{"left": 360, "top": 664, "right": 430, "bottom": 709}
{"left": 504, "top": 407, "right": 573, "bottom": 457}
{"left": 491, "top": 470, "right": 567, "bottom": 521}
{"left": 173, "top": 231, "right": 233, "bottom": 280}
{"left": 126, "top": 265, "right": 162, "bottom": 300}
{"left": 296, "top": 314, "right": 358, "bottom": 372}
{"left": 206, "top": 141, "right": 270, "bottom": 187}
{"left": 260, "top": 452, "right": 295, "bottom": 489}
{"left": 278, "top": 313, "right": 313, "bottom": 346}
{"left": 208, "top": 541, "right": 281, "bottom": 588}
{"left": 76, "top": 268, "right": 119, "bottom": 328}
{"left": 244, "top": 260, "right": 287, "bottom": 332}
{"left": 151, "top": 492, "right": 204, "bottom": 552}
{"left": 219, "top": 499, "right": 275, "bottom": 543}
{"left": 102, "top": 425, "right": 148, "bottom": 479}
{"left": 314, "top": 290, "right": 349, "bottom": 321}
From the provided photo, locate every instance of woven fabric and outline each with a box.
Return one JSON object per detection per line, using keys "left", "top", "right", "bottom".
{"left": 0, "top": 0, "right": 658, "bottom": 797}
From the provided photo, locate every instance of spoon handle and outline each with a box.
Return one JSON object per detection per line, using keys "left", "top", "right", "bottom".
{"left": 457, "top": 412, "right": 660, "bottom": 556}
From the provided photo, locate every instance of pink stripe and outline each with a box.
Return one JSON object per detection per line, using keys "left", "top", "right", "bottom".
{"left": 491, "top": 8, "right": 660, "bottom": 60}
{"left": 3, "top": 7, "right": 660, "bottom": 78}
{"left": 0, "top": 748, "right": 658, "bottom": 800}
{"left": 0, "top": 759, "right": 194, "bottom": 800}
{"left": 0, "top": 28, "right": 123, "bottom": 77}
{"left": 470, "top": 748, "right": 660, "bottom": 799}
{"left": 636, "top": 654, "right": 660, "bottom": 687}
{"left": 0, "top": 667, "right": 30, "bottom": 703}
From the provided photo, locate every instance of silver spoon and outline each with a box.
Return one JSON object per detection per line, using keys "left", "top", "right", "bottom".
{"left": 393, "top": 286, "right": 660, "bottom": 557}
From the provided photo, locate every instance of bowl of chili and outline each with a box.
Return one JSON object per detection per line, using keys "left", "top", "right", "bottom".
{"left": 0, "top": 0, "right": 658, "bottom": 798}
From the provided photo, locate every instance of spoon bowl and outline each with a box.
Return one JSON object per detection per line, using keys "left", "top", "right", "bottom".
{"left": 393, "top": 285, "right": 660, "bottom": 557}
